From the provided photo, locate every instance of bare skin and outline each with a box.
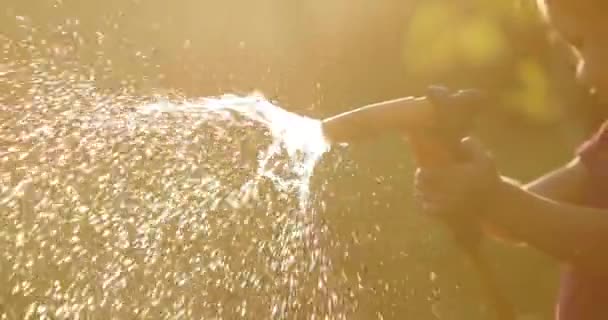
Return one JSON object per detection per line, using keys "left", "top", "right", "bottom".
{"left": 539, "top": 0, "right": 608, "bottom": 101}
{"left": 415, "top": 0, "right": 608, "bottom": 272}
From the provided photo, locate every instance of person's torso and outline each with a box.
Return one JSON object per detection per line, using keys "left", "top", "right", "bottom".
{"left": 557, "top": 120, "right": 608, "bottom": 320}
{"left": 557, "top": 269, "right": 608, "bottom": 320}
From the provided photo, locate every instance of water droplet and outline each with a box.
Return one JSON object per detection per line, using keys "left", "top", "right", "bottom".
{"left": 1, "top": 40, "right": 350, "bottom": 318}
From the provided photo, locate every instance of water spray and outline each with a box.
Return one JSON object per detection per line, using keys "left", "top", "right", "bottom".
{"left": 321, "top": 86, "right": 515, "bottom": 320}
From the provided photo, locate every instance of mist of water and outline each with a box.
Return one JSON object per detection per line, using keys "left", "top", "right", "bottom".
{"left": 140, "top": 93, "right": 330, "bottom": 209}
{"left": 1, "top": 89, "right": 353, "bottom": 320}
{"left": 0, "top": 17, "right": 356, "bottom": 319}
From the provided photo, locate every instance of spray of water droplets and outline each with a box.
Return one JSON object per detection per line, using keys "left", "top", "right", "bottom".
{"left": 141, "top": 94, "right": 329, "bottom": 210}
{"left": 0, "top": 16, "right": 354, "bottom": 320}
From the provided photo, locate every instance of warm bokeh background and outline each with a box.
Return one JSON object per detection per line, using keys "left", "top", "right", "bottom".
{"left": 2, "top": 0, "right": 603, "bottom": 319}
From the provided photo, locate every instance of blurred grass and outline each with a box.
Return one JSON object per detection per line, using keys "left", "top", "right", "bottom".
{"left": 1, "top": 0, "right": 599, "bottom": 319}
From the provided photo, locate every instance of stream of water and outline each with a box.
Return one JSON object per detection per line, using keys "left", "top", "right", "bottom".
{"left": 0, "top": 45, "right": 355, "bottom": 318}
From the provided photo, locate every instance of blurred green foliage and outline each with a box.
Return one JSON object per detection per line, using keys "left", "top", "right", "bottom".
{"left": 1, "top": 0, "right": 601, "bottom": 319}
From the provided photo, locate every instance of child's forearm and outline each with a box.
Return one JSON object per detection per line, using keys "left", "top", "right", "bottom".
{"left": 483, "top": 178, "right": 608, "bottom": 274}
{"left": 522, "top": 158, "right": 587, "bottom": 204}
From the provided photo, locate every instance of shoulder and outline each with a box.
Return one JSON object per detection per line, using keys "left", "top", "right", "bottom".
{"left": 576, "top": 120, "right": 608, "bottom": 171}
{"left": 574, "top": 120, "right": 608, "bottom": 207}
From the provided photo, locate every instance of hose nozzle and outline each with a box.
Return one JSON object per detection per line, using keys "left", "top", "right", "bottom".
{"left": 321, "top": 88, "right": 486, "bottom": 144}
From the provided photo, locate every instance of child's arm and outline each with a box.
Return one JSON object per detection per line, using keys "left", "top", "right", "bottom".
{"left": 415, "top": 138, "right": 607, "bottom": 274}
{"left": 487, "top": 123, "right": 608, "bottom": 271}
{"left": 522, "top": 157, "right": 587, "bottom": 204}
{"left": 482, "top": 171, "right": 608, "bottom": 275}
{"left": 482, "top": 158, "right": 587, "bottom": 243}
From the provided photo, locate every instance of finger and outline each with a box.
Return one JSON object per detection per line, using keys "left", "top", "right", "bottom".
{"left": 412, "top": 188, "right": 428, "bottom": 212}
{"left": 426, "top": 85, "right": 452, "bottom": 108}
{"left": 460, "top": 136, "right": 493, "bottom": 164}
{"left": 422, "top": 202, "right": 443, "bottom": 217}
{"left": 408, "top": 134, "right": 453, "bottom": 165}
{"left": 415, "top": 169, "right": 443, "bottom": 192}
{"left": 417, "top": 181, "right": 472, "bottom": 212}
{"left": 423, "top": 196, "right": 456, "bottom": 218}
{"left": 413, "top": 190, "right": 443, "bottom": 215}
{"left": 414, "top": 184, "right": 464, "bottom": 219}
{"left": 416, "top": 166, "right": 467, "bottom": 189}
{"left": 415, "top": 186, "right": 461, "bottom": 215}
{"left": 413, "top": 185, "right": 443, "bottom": 205}
{"left": 416, "top": 166, "right": 450, "bottom": 183}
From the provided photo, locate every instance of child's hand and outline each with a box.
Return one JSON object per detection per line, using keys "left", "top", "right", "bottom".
{"left": 413, "top": 136, "right": 500, "bottom": 220}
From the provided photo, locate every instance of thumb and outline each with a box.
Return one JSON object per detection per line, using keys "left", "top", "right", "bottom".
{"left": 460, "top": 136, "right": 492, "bottom": 163}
